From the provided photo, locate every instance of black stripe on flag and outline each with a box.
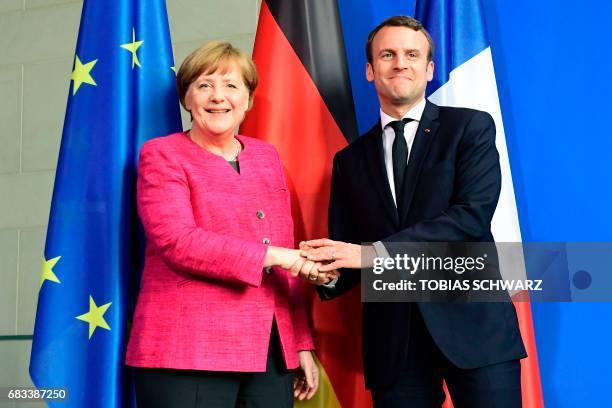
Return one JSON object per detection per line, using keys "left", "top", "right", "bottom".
{"left": 265, "top": 0, "right": 359, "bottom": 142}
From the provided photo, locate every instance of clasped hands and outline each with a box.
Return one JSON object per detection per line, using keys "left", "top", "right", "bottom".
{"left": 265, "top": 239, "right": 377, "bottom": 285}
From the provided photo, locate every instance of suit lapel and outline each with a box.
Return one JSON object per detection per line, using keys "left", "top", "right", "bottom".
{"left": 400, "top": 100, "right": 440, "bottom": 225}
{"left": 362, "top": 123, "right": 400, "bottom": 227}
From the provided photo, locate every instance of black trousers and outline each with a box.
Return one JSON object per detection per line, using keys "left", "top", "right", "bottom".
{"left": 134, "top": 323, "right": 293, "bottom": 408}
{"left": 371, "top": 306, "right": 522, "bottom": 408}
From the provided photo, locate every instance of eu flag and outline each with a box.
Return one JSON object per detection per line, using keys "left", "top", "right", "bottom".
{"left": 29, "top": 0, "right": 182, "bottom": 406}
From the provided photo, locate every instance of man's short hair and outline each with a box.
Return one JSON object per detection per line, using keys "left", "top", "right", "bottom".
{"left": 365, "top": 16, "right": 435, "bottom": 64}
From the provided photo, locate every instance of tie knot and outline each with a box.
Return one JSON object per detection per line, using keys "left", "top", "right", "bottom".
{"left": 386, "top": 118, "right": 413, "bottom": 136}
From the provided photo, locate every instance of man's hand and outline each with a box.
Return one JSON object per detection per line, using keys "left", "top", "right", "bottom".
{"left": 300, "top": 238, "right": 376, "bottom": 271}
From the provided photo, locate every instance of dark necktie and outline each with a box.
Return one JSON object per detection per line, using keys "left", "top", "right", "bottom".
{"left": 387, "top": 118, "right": 413, "bottom": 211}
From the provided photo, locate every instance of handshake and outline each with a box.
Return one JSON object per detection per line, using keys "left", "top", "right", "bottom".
{"left": 265, "top": 239, "right": 377, "bottom": 285}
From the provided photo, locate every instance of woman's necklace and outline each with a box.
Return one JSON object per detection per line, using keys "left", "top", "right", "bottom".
{"left": 228, "top": 138, "right": 242, "bottom": 161}
{"left": 188, "top": 130, "right": 241, "bottom": 161}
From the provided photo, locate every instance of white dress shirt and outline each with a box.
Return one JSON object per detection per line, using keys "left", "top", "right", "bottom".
{"left": 324, "top": 99, "right": 427, "bottom": 287}
{"left": 380, "top": 98, "right": 426, "bottom": 206}
{"left": 371, "top": 99, "right": 427, "bottom": 262}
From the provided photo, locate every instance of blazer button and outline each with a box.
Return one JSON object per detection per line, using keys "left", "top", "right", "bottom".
{"left": 262, "top": 238, "right": 271, "bottom": 245}
{"left": 256, "top": 210, "right": 265, "bottom": 219}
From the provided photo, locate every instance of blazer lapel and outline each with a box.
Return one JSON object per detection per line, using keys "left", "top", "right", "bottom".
{"left": 400, "top": 100, "right": 440, "bottom": 225}
{"left": 362, "top": 123, "right": 400, "bottom": 227}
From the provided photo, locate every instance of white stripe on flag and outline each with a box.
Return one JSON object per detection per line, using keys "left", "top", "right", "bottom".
{"left": 429, "top": 47, "right": 521, "bottom": 242}
{"left": 429, "top": 47, "right": 526, "bottom": 288}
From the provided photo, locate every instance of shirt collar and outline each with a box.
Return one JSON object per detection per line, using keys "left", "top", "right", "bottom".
{"left": 380, "top": 98, "right": 427, "bottom": 129}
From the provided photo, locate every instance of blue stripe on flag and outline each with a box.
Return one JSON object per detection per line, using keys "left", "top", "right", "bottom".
{"left": 337, "top": 0, "right": 416, "bottom": 134}
{"left": 415, "top": 0, "right": 488, "bottom": 96}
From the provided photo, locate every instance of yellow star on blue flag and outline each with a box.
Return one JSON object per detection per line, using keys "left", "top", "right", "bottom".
{"left": 40, "top": 256, "right": 61, "bottom": 288}
{"left": 76, "top": 295, "right": 112, "bottom": 339}
{"left": 120, "top": 27, "right": 144, "bottom": 69}
{"left": 71, "top": 56, "right": 97, "bottom": 95}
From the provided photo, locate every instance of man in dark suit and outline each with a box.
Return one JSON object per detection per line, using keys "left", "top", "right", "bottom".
{"left": 301, "top": 16, "right": 526, "bottom": 408}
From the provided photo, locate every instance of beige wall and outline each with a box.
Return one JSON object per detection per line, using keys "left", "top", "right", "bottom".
{"left": 0, "top": 0, "right": 260, "bottom": 403}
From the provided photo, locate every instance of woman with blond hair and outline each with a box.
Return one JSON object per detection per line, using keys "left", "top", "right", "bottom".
{"left": 126, "top": 41, "right": 325, "bottom": 407}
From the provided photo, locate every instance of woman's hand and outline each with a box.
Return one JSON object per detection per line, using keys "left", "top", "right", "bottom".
{"left": 264, "top": 247, "right": 337, "bottom": 284}
{"left": 288, "top": 256, "right": 339, "bottom": 285}
{"left": 293, "top": 351, "right": 319, "bottom": 400}
{"left": 264, "top": 246, "right": 301, "bottom": 269}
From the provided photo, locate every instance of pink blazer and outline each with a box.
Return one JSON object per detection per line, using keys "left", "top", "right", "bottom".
{"left": 125, "top": 132, "right": 313, "bottom": 372}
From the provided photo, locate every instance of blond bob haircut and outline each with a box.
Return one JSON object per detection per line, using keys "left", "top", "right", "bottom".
{"left": 176, "top": 41, "right": 258, "bottom": 110}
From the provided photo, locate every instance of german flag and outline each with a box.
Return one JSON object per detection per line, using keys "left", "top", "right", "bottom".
{"left": 240, "top": 1, "right": 369, "bottom": 407}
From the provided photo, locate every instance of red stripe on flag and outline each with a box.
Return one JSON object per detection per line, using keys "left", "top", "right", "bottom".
{"left": 241, "top": 2, "right": 371, "bottom": 407}
{"left": 515, "top": 301, "right": 545, "bottom": 407}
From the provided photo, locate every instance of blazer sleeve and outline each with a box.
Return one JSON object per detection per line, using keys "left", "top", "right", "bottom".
{"left": 317, "top": 152, "right": 362, "bottom": 300}
{"left": 137, "top": 141, "right": 268, "bottom": 287}
{"left": 288, "top": 278, "right": 315, "bottom": 350}
{"left": 384, "top": 111, "right": 501, "bottom": 244}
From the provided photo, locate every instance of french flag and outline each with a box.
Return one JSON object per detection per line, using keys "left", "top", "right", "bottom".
{"left": 416, "top": 0, "right": 543, "bottom": 407}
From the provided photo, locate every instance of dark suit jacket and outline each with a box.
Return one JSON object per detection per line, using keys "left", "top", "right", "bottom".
{"left": 319, "top": 100, "right": 527, "bottom": 388}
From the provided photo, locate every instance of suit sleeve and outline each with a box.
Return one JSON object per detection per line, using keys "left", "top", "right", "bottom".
{"left": 384, "top": 111, "right": 501, "bottom": 244}
{"left": 137, "top": 141, "right": 267, "bottom": 287}
{"left": 317, "top": 152, "right": 362, "bottom": 300}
